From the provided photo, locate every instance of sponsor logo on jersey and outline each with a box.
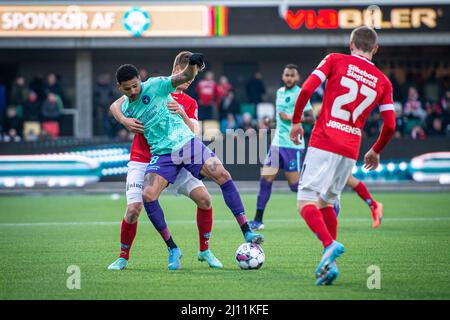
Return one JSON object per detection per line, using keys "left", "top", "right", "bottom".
{"left": 326, "top": 119, "right": 361, "bottom": 136}
{"left": 347, "top": 64, "right": 378, "bottom": 88}
{"left": 285, "top": 96, "right": 291, "bottom": 103}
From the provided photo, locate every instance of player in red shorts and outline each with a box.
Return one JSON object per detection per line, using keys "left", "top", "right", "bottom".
{"left": 107, "top": 52, "right": 222, "bottom": 270}
{"left": 290, "top": 26, "right": 396, "bottom": 285}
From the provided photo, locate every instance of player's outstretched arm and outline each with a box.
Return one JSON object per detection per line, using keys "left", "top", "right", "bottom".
{"left": 290, "top": 74, "right": 321, "bottom": 144}
{"left": 171, "top": 53, "right": 205, "bottom": 88}
{"left": 292, "top": 74, "right": 321, "bottom": 125}
{"left": 109, "top": 96, "right": 144, "bottom": 134}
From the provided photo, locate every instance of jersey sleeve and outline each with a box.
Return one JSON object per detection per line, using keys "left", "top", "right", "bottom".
{"left": 311, "top": 53, "right": 335, "bottom": 83}
{"left": 292, "top": 75, "right": 322, "bottom": 124}
{"left": 378, "top": 80, "right": 395, "bottom": 113}
{"left": 186, "top": 99, "right": 199, "bottom": 120}
{"left": 147, "top": 76, "right": 176, "bottom": 97}
{"left": 303, "top": 96, "right": 313, "bottom": 113}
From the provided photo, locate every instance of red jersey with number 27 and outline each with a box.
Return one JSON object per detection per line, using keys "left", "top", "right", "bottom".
{"left": 129, "top": 92, "right": 199, "bottom": 163}
{"left": 308, "top": 53, "right": 394, "bottom": 160}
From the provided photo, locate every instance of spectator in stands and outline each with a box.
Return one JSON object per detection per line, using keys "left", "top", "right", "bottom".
{"left": 424, "top": 71, "right": 442, "bottom": 104}
{"left": 5, "top": 106, "right": 23, "bottom": 139}
{"left": 404, "top": 87, "right": 427, "bottom": 121}
{"left": 401, "top": 71, "right": 419, "bottom": 104}
{"left": 425, "top": 101, "right": 445, "bottom": 136}
{"left": 216, "top": 75, "right": 233, "bottom": 106}
{"left": 442, "top": 89, "right": 450, "bottom": 135}
{"left": 220, "top": 113, "right": 238, "bottom": 134}
{"left": 45, "top": 73, "right": 66, "bottom": 106}
{"left": 10, "top": 76, "right": 29, "bottom": 107}
{"left": 3, "top": 128, "right": 21, "bottom": 142}
{"left": 219, "top": 89, "right": 240, "bottom": 121}
{"left": 23, "top": 91, "right": 41, "bottom": 122}
{"left": 29, "top": 75, "right": 47, "bottom": 103}
{"left": 41, "top": 92, "right": 64, "bottom": 138}
{"left": 93, "top": 73, "right": 115, "bottom": 136}
{"left": 239, "top": 112, "right": 257, "bottom": 133}
{"left": 246, "top": 71, "right": 266, "bottom": 105}
{"left": 195, "top": 71, "right": 219, "bottom": 120}
{"left": 411, "top": 124, "right": 426, "bottom": 140}
{"left": 394, "top": 102, "right": 406, "bottom": 138}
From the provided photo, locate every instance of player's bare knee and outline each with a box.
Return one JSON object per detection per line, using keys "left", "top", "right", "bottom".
{"left": 196, "top": 195, "right": 211, "bottom": 210}
{"left": 216, "top": 168, "right": 231, "bottom": 185}
{"left": 142, "top": 187, "right": 158, "bottom": 202}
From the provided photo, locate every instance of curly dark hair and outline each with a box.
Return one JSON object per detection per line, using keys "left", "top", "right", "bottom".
{"left": 115, "top": 64, "right": 139, "bottom": 84}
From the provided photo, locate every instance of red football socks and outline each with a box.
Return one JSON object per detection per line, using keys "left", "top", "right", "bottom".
{"left": 119, "top": 219, "right": 138, "bottom": 260}
{"left": 197, "top": 207, "right": 213, "bottom": 252}
{"left": 300, "top": 204, "right": 333, "bottom": 248}
{"left": 354, "top": 181, "right": 377, "bottom": 209}
{"left": 320, "top": 206, "right": 338, "bottom": 240}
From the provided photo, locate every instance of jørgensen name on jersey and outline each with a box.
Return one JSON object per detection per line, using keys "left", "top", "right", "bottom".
{"left": 121, "top": 76, "right": 195, "bottom": 155}
{"left": 271, "top": 85, "right": 312, "bottom": 150}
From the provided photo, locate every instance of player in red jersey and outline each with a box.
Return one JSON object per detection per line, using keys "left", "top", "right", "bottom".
{"left": 107, "top": 52, "right": 223, "bottom": 270}
{"left": 290, "top": 26, "right": 396, "bottom": 285}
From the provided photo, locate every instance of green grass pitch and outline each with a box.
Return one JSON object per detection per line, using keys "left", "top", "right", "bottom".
{"left": 0, "top": 192, "right": 449, "bottom": 300}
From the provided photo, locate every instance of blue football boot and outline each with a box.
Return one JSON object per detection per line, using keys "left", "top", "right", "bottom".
{"left": 197, "top": 249, "right": 224, "bottom": 268}
{"left": 107, "top": 257, "right": 128, "bottom": 270}
{"left": 314, "top": 241, "right": 345, "bottom": 284}
{"left": 316, "top": 261, "right": 339, "bottom": 285}
{"left": 244, "top": 230, "right": 264, "bottom": 244}
{"left": 168, "top": 247, "right": 182, "bottom": 270}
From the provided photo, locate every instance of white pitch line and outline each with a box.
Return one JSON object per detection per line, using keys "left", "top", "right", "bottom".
{"left": 0, "top": 217, "right": 449, "bottom": 227}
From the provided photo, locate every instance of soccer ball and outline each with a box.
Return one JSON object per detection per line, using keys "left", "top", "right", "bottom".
{"left": 235, "top": 243, "right": 265, "bottom": 269}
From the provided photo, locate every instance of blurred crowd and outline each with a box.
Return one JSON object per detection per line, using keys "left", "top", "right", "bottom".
{"left": 364, "top": 62, "right": 450, "bottom": 140}
{"left": 1, "top": 63, "right": 449, "bottom": 143}
{"left": 1, "top": 73, "right": 67, "bottom": 142}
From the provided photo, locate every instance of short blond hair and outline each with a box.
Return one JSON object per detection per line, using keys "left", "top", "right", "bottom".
{"left": 172, "top": 51, "right": 193, "bottom": 73}
{"left": 350, "top": 26, "right": 378, "bottom": 52}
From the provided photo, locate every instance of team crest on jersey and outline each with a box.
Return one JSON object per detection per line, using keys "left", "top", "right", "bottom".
{"left": 285, "top": 96, "right": 291, "bottom": 103}
{"left": 123, "top": 7, "right": 151, "bottom": 37}
{"left": 142, "top": 95, "right": 150, "bottom": 104}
